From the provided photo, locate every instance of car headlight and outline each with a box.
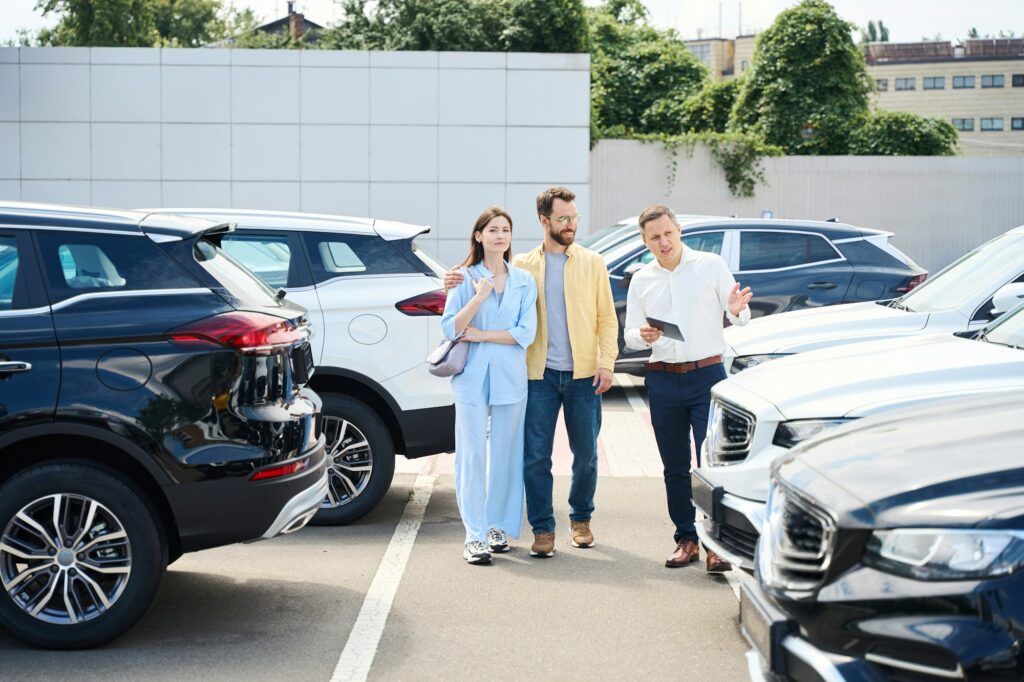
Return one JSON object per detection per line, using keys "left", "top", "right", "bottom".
{"left": 864, "top": 529, "right": 1024, "bottom": 580}
{"left": 772, "top": 419, "right": 853, "bottom": 448}
{"left": 729, "top": 354, "right": 791, "bottom": 374}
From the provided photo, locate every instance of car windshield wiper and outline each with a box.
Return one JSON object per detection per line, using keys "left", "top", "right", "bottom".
{"left": 888, "top": 299, "right": 914, "bottom": 312}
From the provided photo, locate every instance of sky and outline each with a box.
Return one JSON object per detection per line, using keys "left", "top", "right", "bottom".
{"left": 2, "top": 0, "right": 1023, "bottom": 44}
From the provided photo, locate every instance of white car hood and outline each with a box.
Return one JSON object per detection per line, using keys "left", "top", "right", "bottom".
{"left": 725, "top": 301, "right": 930, "bottom": 356}
{"left": 727, "top": 333, "right": 1024, "bottom": 419}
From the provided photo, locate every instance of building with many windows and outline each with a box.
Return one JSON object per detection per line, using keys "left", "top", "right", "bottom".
{"left": 684, "top": 36, "right": 1023, "bottom": 156}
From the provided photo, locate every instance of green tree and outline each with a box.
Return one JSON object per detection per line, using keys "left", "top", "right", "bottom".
{"left": 849, "top": 111, "right": 958, "bottom": 156}
{"left": 154, "top": 0, "right": 226, "bottom": 47}
{"left": 37, "top": 0, "right": 160, "bottom": 46}
{"left": 589, "top": 0, "right": 707, "bottom": 137}
{"left": 505, "top": 0, "right": 588, "bottom": 53}
{"left": 730, "top": 0, "right": 871, "bottom": 154}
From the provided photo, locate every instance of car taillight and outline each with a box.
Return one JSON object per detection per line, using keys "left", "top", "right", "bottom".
{"left": 250, "top": 457, "right": 310, "bottom": 481}
{"left": 894, "top": 273, "right": 927, "bottom": 293}
{"left": 396, "top": 290, "right": 446, "bottom": 316}
{"left": 168, "top": 312, "right": 309, "bottom": 355}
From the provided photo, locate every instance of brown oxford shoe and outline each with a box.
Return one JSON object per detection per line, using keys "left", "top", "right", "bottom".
{"left": 706, "top": 548, "right": 733, "bottom": 573}
{"left": 665, "top": 540, "right": 701, "bottom": 568}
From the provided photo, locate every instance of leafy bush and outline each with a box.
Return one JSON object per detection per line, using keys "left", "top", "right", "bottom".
{"left": 849, "top": 111, "right": 958, "bottom": 156}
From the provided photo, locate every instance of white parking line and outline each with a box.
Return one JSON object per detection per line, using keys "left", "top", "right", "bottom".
{"left": 330, "top": 473, "right": 437, "bottom": 682}
{"left": 616, "top": 373, "right": 648, "bottom": 413}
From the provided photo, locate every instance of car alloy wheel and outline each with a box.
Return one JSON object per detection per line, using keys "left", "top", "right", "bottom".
{"left": 1, "top": 493, "right": 132, "bottom": 625}
{"left": 321, "top": 416, "right": 373, "bottom": 509}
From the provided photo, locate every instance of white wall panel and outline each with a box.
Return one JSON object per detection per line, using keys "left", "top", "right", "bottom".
{"left": 370, "top": 182, "right": 438, "bottom": 228}
{"left": 438, "top": 127, "right": 505, "bottom": 183}
{"left": 370, "top": 68, "right": 438, "bottom": 125}
{"left": 20, "top": 65, "right": 89, "bottom": 121}
{"left": 21, "top": 123, "right": 90, "bottom": 179}
{"left": 162, "top": 181, "right": 231, "bottom": 207}
{"left": 231, "top": 66, "right": 300, "bottom": 124}
{"left": 301, "top": 125, "right": 369, "bottom": 181}
{"left": 300, "top": 68, "right": 370, "bottom": 124}
{"left": 507, "top": 127, "right": 588, "bottom": 184}
{"left": 21, "top": 180, "right": 90, "bottom": 204}
{"left": 232, "top": 182, "right": 301, "bottom": 210}
{"left": 91, "top": 123, "right": 161, "bottom": 180}
{"left": 0, "top": 65, "right": 19, "bottom": 121}
{"left": 162, "top": 66, "right": 231, "bottom": 123}
{"left": 370, "top": 126, "right": 437, "bottom": 182}
{"left": 232, "top": 125, "right": 300, "bottom": 181}
{"left": 439, "top": 69, "right": 505, "bottom": 125}
{"left": 0, "top": 181, "right": 19, "bottom": 200}
{"left": 91, "top": 65, "right": 160, "bottom": 122}
{"left": 162, "top": 124, "right": 231, "bottom": 181}
{"left": 301, "top": 182, "right": 370, "bottom": 216}
{"left": 92, "top": 181, "right": 161, "bottom": 208}
{"left": 507, "top": 70, "right": 589, "bottom": 127}
{"left": 0, "top": 123, "right": 18, "bottom": 179}
{"left": 437, "top": 183, "right": 507, "bottom": 241}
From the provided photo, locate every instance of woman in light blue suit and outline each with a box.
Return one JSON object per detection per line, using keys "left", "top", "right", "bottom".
{"left": 441, "top": 206, "right": 538, "bottom": 565}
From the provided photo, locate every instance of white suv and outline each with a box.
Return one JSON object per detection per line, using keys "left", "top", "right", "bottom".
{"left": 151, "top": 209, "right": 454, "bottom": 523}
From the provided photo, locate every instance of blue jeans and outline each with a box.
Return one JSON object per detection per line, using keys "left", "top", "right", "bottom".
{"left": 523, "top": 368, "right": 601, "bottom": 534}
{"left": 645, "top": 364, "right": 727, "bottom": 543}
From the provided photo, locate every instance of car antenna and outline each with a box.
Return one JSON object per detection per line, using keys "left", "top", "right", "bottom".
{"left": 825, "top": 217, "right": 838, "bottom": 222}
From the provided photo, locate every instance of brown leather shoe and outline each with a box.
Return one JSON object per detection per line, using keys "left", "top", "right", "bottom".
{"left": 706, "top": 548, "right": 733, "bottom": 573}
{"left": 665, "top": 540, "right": 701, "bottom": 568}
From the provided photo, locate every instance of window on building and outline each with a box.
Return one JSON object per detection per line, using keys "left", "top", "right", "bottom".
{"left": 1012, "top": 118, "right": 1024, "bottom": 131}
{"left": 689, "top": 44, "right": 712, "bottom": 66}
{"left": 952, "top": 118, "right": 975, "bottom": 131}
{"left": 981, "top": 117, "right": 1004, "bottom": 131}
{"left": 895, "top": 77, "right": 915, "bottom": 91}
{"left": 875, "top": 78, "right": 888, "bottom": 91}
{"left": 741, "top": 60, "right": 749, "bottom": 72}
{"left": 981, "top": 74, "right": 1005, "bottom": 88}
{"left": 953, "top": 75, "right": 975, "bottom": 89}
{"left": 1014, "top": 74, "right": 1024, "bottom": 87}
{"left": 923, "top": 76, "right": 945, "bottom": 89}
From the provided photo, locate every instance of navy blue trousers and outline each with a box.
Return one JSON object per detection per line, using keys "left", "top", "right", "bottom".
{"left": 644, "top": 364, "right": 727, "bottom": 543}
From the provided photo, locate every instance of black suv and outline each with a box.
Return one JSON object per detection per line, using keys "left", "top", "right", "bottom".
{"left": 743, "top": 393, "right": 1024, "bottom": 681}
{"left": 0, "top": 202, "right": 326, "bottom": 649}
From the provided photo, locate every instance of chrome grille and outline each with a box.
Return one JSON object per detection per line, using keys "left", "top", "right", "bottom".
{"left": 707, "top": 398, "right": 755, "bottom": 465}
{"left": 760, "top": 482, "right": 836, "bottom": 593}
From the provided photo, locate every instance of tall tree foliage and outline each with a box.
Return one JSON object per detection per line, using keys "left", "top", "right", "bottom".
{"left": 731, "top": 0, "right": 872, "bottom": 154}
{"left": 849, "top": 111, "right": 958, "bottom": 156}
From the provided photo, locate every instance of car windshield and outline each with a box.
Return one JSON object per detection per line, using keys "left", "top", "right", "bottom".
{"left": 603, "top": 236, "right": 643, "bottom": 268}
{"left": 901, "top": 232, "right": 1024, "bottom": 313}
{"left": 579, "top": 222, "right": 634, "bottom": 251}
{"left": 982, "top": 303, "right": 1024, "bottom": 349}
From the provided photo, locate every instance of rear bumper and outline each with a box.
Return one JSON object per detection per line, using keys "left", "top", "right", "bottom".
{"left": 258, "top": 465, "right": 328, "bottom": 539}
{"left": 397, "top": 403, "right": 455, "bottom": 457}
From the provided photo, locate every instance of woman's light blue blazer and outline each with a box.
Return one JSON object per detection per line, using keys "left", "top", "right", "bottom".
{"left": 441, "top": 262, "right": 538, "bottom": 407}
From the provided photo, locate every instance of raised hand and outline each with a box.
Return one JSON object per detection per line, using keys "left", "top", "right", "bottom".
{"left": 443, "top": 268, "right": 465, "bottom": 291}
{"left": 728, "top": 282, "right": 753, "bottom": 316}
{"left": 473, "top": 277, "right": 495, "bottom": 300}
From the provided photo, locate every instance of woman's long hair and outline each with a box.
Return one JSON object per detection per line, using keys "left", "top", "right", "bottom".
{"left": 460, "top": 206, "right": 513, "bottom": 268}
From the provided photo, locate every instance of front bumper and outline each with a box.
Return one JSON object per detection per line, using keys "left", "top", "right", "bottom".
{"left": 692, "top": 469, "right": 764, "bottom": 572}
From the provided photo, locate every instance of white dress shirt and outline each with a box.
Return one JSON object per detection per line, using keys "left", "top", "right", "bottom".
{"left": 624, "top": 247, "right": 750, "bottom": 362}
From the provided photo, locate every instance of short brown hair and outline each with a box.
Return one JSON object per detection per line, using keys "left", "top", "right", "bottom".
{"left": 536, "top": 186, "right": 576, "bottom": 218}
{"left": 638, "top": 204, "right": 677, "bottom": 230}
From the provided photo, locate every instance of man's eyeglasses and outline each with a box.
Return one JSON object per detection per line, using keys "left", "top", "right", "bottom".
{"left": 549, "top": 214, "right": 582, "bottom": 226}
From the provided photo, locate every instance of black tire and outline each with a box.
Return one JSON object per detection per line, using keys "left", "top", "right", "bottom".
{"left": 310, "top": 393, "right": 395, "bottom": 525}
{"left": 0, "top": 461, "right": 166, "bottom": 649}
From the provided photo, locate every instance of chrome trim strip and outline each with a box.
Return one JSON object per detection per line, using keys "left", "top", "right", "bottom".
{"left": 696, "top": 518, "right": 756, "bottom": 571}
{"left": 49, "top": 288, "right": 212, "bottom": 312}
{"left": 864, "top": 652, "right": 965, "bottom": 679}
{"left": 0, "top": 306, "right": 50, "bottom": 317}
{"left": 781, "top": 637, "right": 849, "bottom": 682}
{"left": 0, "top": 223, "right": 144, "bottom": 236}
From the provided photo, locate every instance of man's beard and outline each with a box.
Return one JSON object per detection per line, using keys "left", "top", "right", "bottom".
{"left": 549, "top": 227, "right": 575, "bottom": 247}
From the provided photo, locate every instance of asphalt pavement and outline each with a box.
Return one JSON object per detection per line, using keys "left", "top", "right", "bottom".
{"left": 0, "top": 376, "right": 752, "bottom": 681}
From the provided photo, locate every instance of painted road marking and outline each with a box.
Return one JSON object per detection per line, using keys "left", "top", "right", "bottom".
{"left": 330, "top": 473, "right": 437, "bottom": 682}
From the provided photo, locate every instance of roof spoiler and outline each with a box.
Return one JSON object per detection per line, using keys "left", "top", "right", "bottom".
{"left": 138, "top": 212, "right": 235, "bottom": 243}
{"left": 373, "top": 218, "right": 430, "bottom": 241}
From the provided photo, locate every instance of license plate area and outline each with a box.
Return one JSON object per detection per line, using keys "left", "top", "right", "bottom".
{"left": 691, "top": 470, "right": 722, "bottom": 520}
{"left": 739, "top": 583, "right": 793, "bottom": 675}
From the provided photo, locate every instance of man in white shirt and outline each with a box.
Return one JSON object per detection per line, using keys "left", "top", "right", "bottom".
{"left": 624, "top": 205, "right": 752, "bottom": 573}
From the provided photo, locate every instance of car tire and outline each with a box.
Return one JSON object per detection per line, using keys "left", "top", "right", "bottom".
{"left": 0, "top": 461, "right": 166, "bottom": 649}
{"left": 311, "top": 393, "right": 395, "bottom": 525}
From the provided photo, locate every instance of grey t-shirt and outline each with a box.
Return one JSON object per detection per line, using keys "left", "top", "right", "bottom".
{"left": 544, "top": 252, "right": 573, "bottom": 371}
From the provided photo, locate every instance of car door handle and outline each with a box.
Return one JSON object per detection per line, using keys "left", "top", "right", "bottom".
{"left": 807, "top": 282, "right": 837, "bottom": 290}
{"left": 0, "top": 361, "right": 32, "bottom": 374}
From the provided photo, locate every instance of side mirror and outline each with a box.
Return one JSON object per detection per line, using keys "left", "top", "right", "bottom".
{"left": 619, "top": 261, "right": 643, "bottom": 289}
{"left": 990, "top": 282, "right": 1024, "bottom": 317}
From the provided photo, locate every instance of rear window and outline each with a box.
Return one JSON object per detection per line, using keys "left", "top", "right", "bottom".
{"left": 36, "top": 231, "right": 198, "bottom": 302}
{"left": 0, "top": 238, "right": 18, "bottom": 310}
{"left": 193, "top": 238, "right": 283, "bottom": 309}
{"left": 835, "top": 239, "right": 908, "bottom": 269}
{"left": 303, "top": 232, "right": 417, "bottom": 283}
{"left": 220, "top": 234, "right": 293, "bottom": 289}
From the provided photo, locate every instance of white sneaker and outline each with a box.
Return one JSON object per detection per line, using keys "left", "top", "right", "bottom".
{"left": 464, "top": 541, "right": 491, "bottom": 565}
{"left": 487, "top": 528, "right": 510, "bottom": 553}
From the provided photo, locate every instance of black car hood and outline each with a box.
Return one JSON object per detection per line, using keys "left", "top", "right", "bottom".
{"left": 777, "top": 393, "right": 1024, "bottom": 529}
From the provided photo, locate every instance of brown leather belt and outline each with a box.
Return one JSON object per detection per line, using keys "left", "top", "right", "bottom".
{"left": 644, "top": 355, "right": 723, "bottom": 374}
